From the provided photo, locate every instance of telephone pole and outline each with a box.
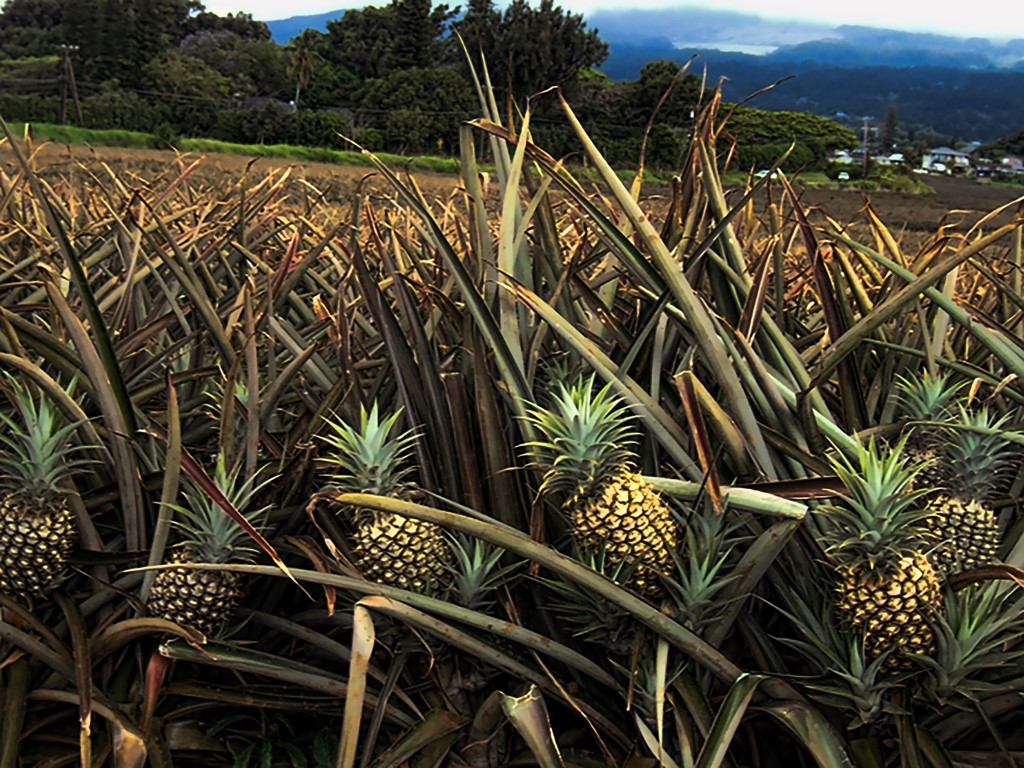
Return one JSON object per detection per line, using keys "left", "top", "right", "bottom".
{"left": 57, "top": 45, "right": 83, "bottom": 125}
{"left": 861, "top": 116, "right": 872, "bottom": 178}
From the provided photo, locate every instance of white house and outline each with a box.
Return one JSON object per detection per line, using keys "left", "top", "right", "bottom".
{"left": 922, "top": 147, "right": 972, "bottom": 173}
{"left": 1001, "top": 155, "right": 1024, "bottom": 173}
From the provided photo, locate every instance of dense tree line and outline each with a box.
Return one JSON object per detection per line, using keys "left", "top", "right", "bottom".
{"left": 0, "top": 0, "right": 856, "bottom": 169}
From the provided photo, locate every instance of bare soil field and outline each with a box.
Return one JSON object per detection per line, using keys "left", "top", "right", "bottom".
{"left": 4, "top": 143, "right": 1023, "bottom": 242}
{"left": 793, "top": 174, "right": 1024, "bottom": 235}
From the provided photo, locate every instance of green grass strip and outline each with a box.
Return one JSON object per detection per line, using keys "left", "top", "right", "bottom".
{"left": 4, "top": 121, "right": 468, "bottom": 174}
{"left": 6, "top": 121, "right": 154, "bottom": 149}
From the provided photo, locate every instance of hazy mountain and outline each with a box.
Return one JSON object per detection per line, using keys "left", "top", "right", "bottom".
{"left": 578, "top": 8, "right": 1024, "bottom": 140}
{"left": 262, "top": 4, "right": 1024, "bottom": 140}
{"left": 267, "top": 5, "right": 1024, "bottom": 71}
{"left": 590, "top": 10, "right": 1024, "bottom": 76}
{"left": 267, "top": 10, "right": 345, "bottom": 42}
{"left": 587, "top": 7, "right": 836, "bottom": 52}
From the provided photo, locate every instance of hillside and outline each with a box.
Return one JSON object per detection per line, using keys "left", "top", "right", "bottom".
{"left": 266, "top": 9, "right": 345, "bottom": 42}
{"left": 263, "top": 5, "right": 1024, "bottom": 141}
{"left": 588, "top": 11, "right": 1024, "bottom": 142}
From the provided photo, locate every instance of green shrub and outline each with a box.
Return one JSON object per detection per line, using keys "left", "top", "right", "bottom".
{"left": 81, "top": 91, "right": 160, "bottom": 134}
{"left": 150, "top": 123, "right": 180, "bottom": 150}
{"left": 210, "top": 103, "right": 351, "bottom": 149}
{"left": 0, "top": 93, "right": 59, "bottom": 124}
{"left": 737, "top": 141, "right": 820, "bottom": 173}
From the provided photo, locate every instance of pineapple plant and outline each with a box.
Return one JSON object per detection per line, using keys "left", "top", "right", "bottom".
{"left": 0, "top": 377, "right": 88, "bottom": 599}
{"left": 926, "top": 406, "right": 1015, "bottom": 578}
{"left": 147, "top": 454, "right": 269, "bottom": 637}
{"left": 895, "top": 371, "right": 962, "bottom": 491}
{"left": 318, "top": 403, "right": 449, "bottom": 593}
{"left": 522, "top": 376, "right": 679, "bottom": 597}
{"left": 823, "top": 439, "right": 942, "bottom": 668}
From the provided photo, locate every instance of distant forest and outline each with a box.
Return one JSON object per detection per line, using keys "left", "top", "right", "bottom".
{"left": 0, "top": 0, "right": 858, "bottom": 171}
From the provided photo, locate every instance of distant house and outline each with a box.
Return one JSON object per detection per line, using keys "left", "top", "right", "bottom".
{"left": 831, "top": 149, "right": 855, "bottom": 165}
{"left": 873, "top": 153, "right": 906, "bottom": 166}
{"left": 922, "top": 147, "right": 972, "bottom": 174}
{"left": 1001, "top": 155, "right": 1024, "bottom": 172}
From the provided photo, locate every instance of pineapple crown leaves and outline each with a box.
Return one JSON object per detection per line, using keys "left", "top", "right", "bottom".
{"left": 895, "top": 371, "right": 964, "bottom": 423}
{"left": 771, "top": 580, "right": 899, "bottom": 723}
{"left": 317, "top": 403, "right": 419, "bottom": 497}
{"left": 923, "top": 584, "right": 1024, "bottom": 694}
{"left": 938, "top": 405, "right": 1018, "bottom": 501}
{"left": 821, "top": 438, "right": 935, "bottom": 565}
{"left": 170, "top": 453, "right": 274, "bottom": 564}
{"left": 0, "top": 375, "right": 94, "bottom": 498}
{"left": 662, "top": 505, "right": 742, "bottom": 631}
{"left": 202, "top": 374, "right": 253, "bottom": 420}
{"left": 607, "top": 648, "right": 686, "bottom": 718}
{"left": 446, "top": 534, "right": 521, "bottom": 612}
{"left": 520, "top": 375, "right": 638, "bottom": 496}
{"left": 537, "top": 567, "right": 635, "bottom": 642}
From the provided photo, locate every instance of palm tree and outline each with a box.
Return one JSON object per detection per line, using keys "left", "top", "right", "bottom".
{"left": 286, "top": 29, "right": 322, "bottom": 112}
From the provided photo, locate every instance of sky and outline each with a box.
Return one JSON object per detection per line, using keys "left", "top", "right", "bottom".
{"left": 201, "top": 0, "right": 1024, "bottom": 40}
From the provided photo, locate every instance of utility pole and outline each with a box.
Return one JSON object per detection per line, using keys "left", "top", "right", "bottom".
{"left": 57, "top": 45, "right": 83, "bottom": 125}
{"left": 861, "top": 116, "right": 872, "bottom": 179}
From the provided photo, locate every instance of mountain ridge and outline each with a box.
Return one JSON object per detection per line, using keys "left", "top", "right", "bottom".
{"left": 266, "top": 5, "right": 1023, "bottom": 60}
{"left": 263, "top": 5, "right": 1024, "bottom": 141}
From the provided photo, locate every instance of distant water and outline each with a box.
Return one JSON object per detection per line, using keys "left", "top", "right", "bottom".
{"left": 672, "top": 42, "right": 778, "bottom": 55}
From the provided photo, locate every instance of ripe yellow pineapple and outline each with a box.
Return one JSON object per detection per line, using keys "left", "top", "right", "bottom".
{"left": 319, "top": 404, "right": 449, "bottom": 593}
{"left": 523, "top": 376, "right": 679, "bottom": 596}
{"left": 0, "top": 377, "right": 87, "bottom": 599}
{"left": 926, "top": 406, "right": 1013, "bottom": 578}
{"left": 147, "top": 454, "right": 268, "bottom": 638}
{"left": 825, "top": 439, "right": 942, "bottom": 667}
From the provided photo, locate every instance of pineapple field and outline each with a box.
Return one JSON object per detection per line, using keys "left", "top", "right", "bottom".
{"left": 1, "top": 83, "right": 1024, "bottom": 768}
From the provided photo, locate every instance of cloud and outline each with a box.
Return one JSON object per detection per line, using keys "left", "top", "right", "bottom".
{"left": 204, "top": 0, "right": 1021, "bottom": 39}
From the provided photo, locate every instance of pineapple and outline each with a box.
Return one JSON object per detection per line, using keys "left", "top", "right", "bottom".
{"left": 522, "top": 376, "right": 679, "bottom": 597}
{"left": 926, "top": 406, "right": 1014, "bottom": 577}
{"left": 895, "top": 371, "right": 962, "bottom": 491}
{"left": 319, "top": 403, "right": 449, "bottom": 593}
{"left": 824, "top": 439, "right": 941, "bottom": 667}
{"left": 0, "top": 377, "right": 87, "bottom": 599}
{"left": 147, "top": 455, "right": 268, "bottom": 638}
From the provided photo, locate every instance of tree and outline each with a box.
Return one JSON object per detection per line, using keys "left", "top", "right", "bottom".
{"left": 879, "top": 102, "right": 901, "bottom": 153}
{"left": 184, "top": 10, "right": 269, "bottom": 41}
{"left": 325, "top": 0, "right": 456, "bottom": 80}
{"left": 143, "top": 49, "right": 228, "bottom": 133}
{"left": 62, "top": 0, "right": 197, "bottom": 85}
{"left": 454, "top": 0, "right": 499, "bottom": 61}
{"left": 294, "top": 32, "right": 353, "bottom": 108}
{"left": 357, "top": 66, "right": 476, "bottom": 153}
{"left": 135, "top": 0, "right": 194, "bottom": 53}
{"left": 622, "top": 60, "right": 701, "bottom": 125}
{"left": 0, "top": 0, "right": 64, "bottom": 57}
{"left": 60, "top": 0, "right": 103, "bottom": 74}
{"left": 325, "top": 5, "right": 397, "bottom": 80}
{"left": 180, "top": 29, "right": 289, "bottom": 101}
{"left": 723, "top": 106, "right": 858, "bottom": 171}
{"left": 287, "top": 29, "right": 321, "bottom": 110}
{"left": 1, "top": 0, "right": 62, "bottom": 28}
{"left": 392, "top": 0, "right": 456, "bottom": 70}
{"left": 452, "top": 0, "right": 607, "bottom": 101}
